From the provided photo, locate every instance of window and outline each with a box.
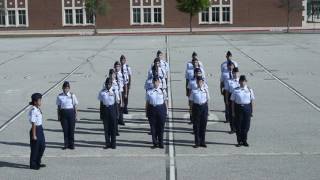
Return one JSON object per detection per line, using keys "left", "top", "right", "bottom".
{"left": 154, "top": 8, "right": 162, "bottom": 23}
{"left": 212, "top": 7, "right": 220, "bottom": 22}
{"left": 201, "top": 8, "right": 209, "bottom": 22}
{"left": 0, "top": 0, "right": 28, "bottom": 27}
{"left": 130, "top": 0, "right": 164, "bottom": 25}
{"left": 86, "top": 11, "right": 94, "bottom": 24}
{"left": 18, "top": 10, "right": 26, "bottom": 25}
{"left": 307, "top": 0, "right": 320, "bottom": 22}
{"left": 8, "top": 10, "right": 16, "bottom": 25}
{"left": 0, "top": 10, "right": 5, "bottom": 26}
{"left": 143, "top": 8, "right": 151, "bottom": 23}
{"left": 75, "top": 9, "right": 83, "bottom": 24}
{"left": 199, "top": 0, "right": 233, "bottom": 24}
{"left": 62, "top": 0, "right": 94, "bottom": 26}
{"left": 65, "top": 9, "right": 73, "bottom": 24}
{"left": 222, "top": 7, "right": 230, "bottom": 22}
{"left": 133, "top": 8, "right": 141, "bottom": 23}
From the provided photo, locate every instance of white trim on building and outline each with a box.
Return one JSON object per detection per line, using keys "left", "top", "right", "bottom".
{"left": 62, "top": 0, "right": 94, "bottom": 26}
{"left": 199, "top": 0, "right": 233, "bottom": 25}
{"left": 0, "top": 0, "right": 28, "bottom": 27}
{"left": 130, "top": 0, "right": 164, "bottom": 25}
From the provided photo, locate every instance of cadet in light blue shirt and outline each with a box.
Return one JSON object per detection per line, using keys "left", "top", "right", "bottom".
{"left": 231, "top": 75, "right": 255, "bottom": 147}
{"left": 145, "top": 76, "right": 168, "bottom": 149}
{"left": 190, "top": 76, "right": 210, "bottom": 148}
{"left": 98, "top": 78, "right": 120, "bottom": 149}
{"left": 224, "top": 68, "right": 240, "bottom": 134}
{"left": 56, "top": 81, "right": 78, "bottom": 150}
{"left": 28, "top": 93, "right": 46, "bottom": 170}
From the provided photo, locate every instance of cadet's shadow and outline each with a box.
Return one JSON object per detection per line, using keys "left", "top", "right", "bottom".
{"left": 0, "top": 161, "right": 29, "bottom": 169}
{"left": 169, "top": 139, "right": 237, "bottom": 147}
{"left": 75, "top": 139, "right": 152, "bottom": 148}
{"left": 44, "top": 128, "right": 104, "bottom": 135}
{"left": 171, "top": 118, "right": 226, "bottom": 124}
{"left": 0, "top": 141, "right": 63, "bottom": 149}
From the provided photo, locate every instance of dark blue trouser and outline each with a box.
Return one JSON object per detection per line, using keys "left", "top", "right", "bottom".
{"left": 60, "top": 109, "right": 76, "bottom": 148}
{"left": 192, "top": 103, "right": 208, "bottom": 145}
{"left": 29, "top": 125, "right": 45, "bottom": 168}
{"left": 103, "top": 104, "right": 117, "bottom": 147}
{"left": 228, "top": 96, "right": 236, "bottom": 132}
{"left": 150, "top": 104, "right": 167, "bottom": 146}
{"left": 223, "top": 90, "right": 229, "bottom": 122}
{"left": 235, "top": 104, "right": 252, "bottom": 143}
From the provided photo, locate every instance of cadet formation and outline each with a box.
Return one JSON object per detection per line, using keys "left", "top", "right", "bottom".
{"left": 27, "top": 51, "right": 255, "bottom": 170}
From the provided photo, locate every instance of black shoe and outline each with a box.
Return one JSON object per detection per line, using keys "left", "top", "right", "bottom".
{"left": 119, "top": 122, "right": 125, "bottom": 126}
{"left": 193, "top": 145, "right": 199, "bottom": 148}
{"left": 229, "top": 131, "right": 235, "bottom": 134}
{"left": 39, "top": 164, "right": 46, "bottom": 168}
{"left": 235, "top": 142, "right": 243, "bottom": 147}
{"left": 159, "top": 144, "right": 164, "bottom": 149}
{"left": 62, "top": 146, "right": 67, "bottom": 150}
{"left": 148, "top": 132, "right": 152, "bottom": 135}
{"left": 103, "top": 146, "right": 109, "bottom": 149}
{"left": 188, "top": 122, "right": 193, "bottom": 125}
{"left": 111, "top": 146, "right": 116, "bottom": 149}
{"left": 200, "top": 144, "right": 207, "bottom": 148}
{"left": 69, "top": 146, "right": 75, "bottom": 150}
{"left": 30, "top": 166, "right": 40, "bottom": 170}
{"left": 151, "top": 144, "right": 158, "bottom": 149}
{"left": 116, "top": 133, "right": 120, "bottom": 136}
{"left": 243, "top": 142, "right": 249, "bottom": 147}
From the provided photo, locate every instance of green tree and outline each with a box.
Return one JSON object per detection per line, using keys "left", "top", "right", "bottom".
{"left": 176, "top": 0, "right": 210, "bottom": 33}
{"left": 85, "top": 0, "right": 108, "bottom": 35}
{"left": 278, "top": 0, "right": 303, "bottom": 33}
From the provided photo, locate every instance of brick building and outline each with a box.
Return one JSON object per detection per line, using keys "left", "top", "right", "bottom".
{"left": 0, "top": 0, "right": 318, "bottom": 30}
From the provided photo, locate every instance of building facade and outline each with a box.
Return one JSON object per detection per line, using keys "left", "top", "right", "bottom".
{"left": 0, "top": 0, "right": 318, "bottom": 30}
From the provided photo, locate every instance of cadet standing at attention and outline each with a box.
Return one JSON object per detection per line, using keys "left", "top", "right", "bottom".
{"left": 148, "top": 58, "right": 167, "bottom": 91}
{"left": 157, "top": 50, "right": 169, "bottom": 86}
{"left": 187, "top": 67, "right": 206, "bottom": 125}
{"left": 146, "top": 76, "right": 168, "bottom": 149}
{"left": 114, "top": 61, "right": 125, "bottom": 126}
{"left": 190, "top": 76, "right": 210, "bottom": 148}
{"left": 120, "top": 55, "right": 132, "bottom": 114}
{"left": 56, "top": 81, "right": 79, "bottom": 150}
{"left": 231, "top": 75, "right": 255, "bottom": 147}
{"left": 98, "top": 77, "right": 120, "bottom": 149}
{"left": 225, "top": 67, "right": 240, "bottom": 134}
{"left": 220, "top": 51, "right": 238, "bottom": 123}
{"left": 28, "top": 93, "right": 46, "bottom": 170}
{"left": 185, "top": 57, "right": 205, "bottom": 124}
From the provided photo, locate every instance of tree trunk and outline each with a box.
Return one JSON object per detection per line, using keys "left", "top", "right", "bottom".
{"left": 286, "top": 10, "right": 290, "bottom": 33}
{"left": 286, "top": 1, "right": 290, "bottom": 33}
{"left": 94, "top": 14, "right": 98, "bottom": 35}
{"left": 189, "top": 13, "right": 193, "bottom": 33}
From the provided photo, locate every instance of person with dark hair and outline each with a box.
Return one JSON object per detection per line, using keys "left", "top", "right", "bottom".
{"left": 108, "top": 68, "right": 121, "bottom": 136}
{"left": 146, "top": 76, "right": 168, "bottom": 149}
{"left": 186, "top": 68, "right": 206, "bottom": 125}
{"left": 221, "top": 60, "right": 236, "bottom": 123}
{"left": 28, "top": 93, "right": 46, "bottom": 170}
{"left": 56, "top": 81, "right": 79, "bottom": 150}
{"left": 224, "top": 67, "right": 240, "bottom": 134}
{"left": 114, "top": 61, "right": 125, "bottom": 126}
{"left": 231, "top": 75, "right": 255, "bottom": 147}
{"left": 186, "top": 51, "right": 204, "bottom": 70}
{"left": 148, "top": 57, "right": 167, "bottom": 91}
{"left": 98, "top": 77, "right": 120, "bottom": 149}
{"left": 120, "top": 55, "right": 132, "bottom": 114}
{"left": 156, "top": 50, "right": 169, "bottom": 86}
{"left": 190, "top": 76, "right": 210, "bottom": 148}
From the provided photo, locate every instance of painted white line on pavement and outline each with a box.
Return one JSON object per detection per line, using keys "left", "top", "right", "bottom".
{"left": 166, "top": 35, "right": 176, "bottom": 180}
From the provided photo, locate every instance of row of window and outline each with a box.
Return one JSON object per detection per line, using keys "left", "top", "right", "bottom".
{"left": 0, "top": 1, "right": 233, "bottom": 27}
{"left": 0, "top": 0, "right": 28, "bottom": 27}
